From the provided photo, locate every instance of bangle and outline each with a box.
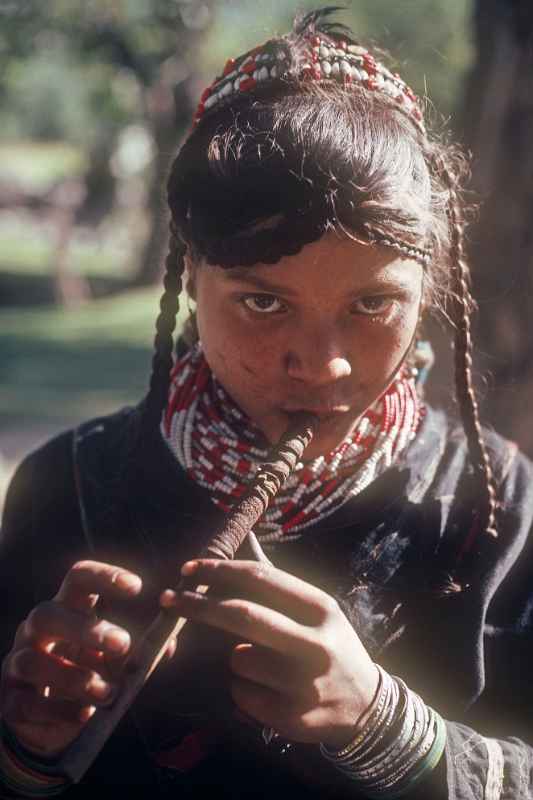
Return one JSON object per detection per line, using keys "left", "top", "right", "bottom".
{"left": 319, "top": 667, "right": 448, "bottom": 799}
{"left": 0, "top": 719, "right": 69, "bottom": 797}
{"left": 321, "top": 665, "right": 391, "bottom": 761}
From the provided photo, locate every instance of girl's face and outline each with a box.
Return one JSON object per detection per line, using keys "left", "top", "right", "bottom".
{"left": 193, "top": 234, "right": 424, "bottom": 460}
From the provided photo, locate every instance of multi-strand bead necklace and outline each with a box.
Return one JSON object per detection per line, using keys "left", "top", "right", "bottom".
{"left": 161, "top": 344, "right": 422, "bottom": 538}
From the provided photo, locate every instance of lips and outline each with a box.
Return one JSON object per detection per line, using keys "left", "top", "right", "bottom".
{"left": 283, "top": 406, "right": 351, "bottom": 421}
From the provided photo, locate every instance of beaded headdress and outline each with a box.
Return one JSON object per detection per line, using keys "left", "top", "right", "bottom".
{"left": 187, "top": 7, "right": 430, "bottom": 267}
{"left": 194, "top": 15, "right": 425, "bottom": 134}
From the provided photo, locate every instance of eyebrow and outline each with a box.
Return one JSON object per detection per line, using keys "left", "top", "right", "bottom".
{"left": 221, "top": 269, "right": 300, "bottom": 297}
{"left": 221, "top": 268, "right": 416, "bottom": 296}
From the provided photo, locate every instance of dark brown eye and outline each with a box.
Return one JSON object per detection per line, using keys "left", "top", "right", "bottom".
{"left": 242, "top": 294, "right": 285, "bottom": 313}
{"left": 352, "top": 296, "right": 394, "bottom": 315}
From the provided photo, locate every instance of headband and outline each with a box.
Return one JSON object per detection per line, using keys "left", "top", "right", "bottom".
{"left": 193, "top": 13, "right": 425, "bottom": 136}
{"left": 186, "top": 8, "right": 431, "bottom": 267}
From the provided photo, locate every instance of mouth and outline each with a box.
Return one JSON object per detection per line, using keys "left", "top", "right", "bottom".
{"left": 282, "top": 406, "right": 351, "bottom": 423}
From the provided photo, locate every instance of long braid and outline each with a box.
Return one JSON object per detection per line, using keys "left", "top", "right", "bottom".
{"left": 437, "top": 154, "right": 498, "bottom": 543}
{"left": 142, "top": 220, "right": 185, "bottom": 437}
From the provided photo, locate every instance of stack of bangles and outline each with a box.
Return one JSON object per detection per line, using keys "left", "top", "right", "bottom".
{"left": 0, "top": 719, "right": 69, "bottom": 797}
{"left": 320, "top": 665, "right": 447, "bottom": 799}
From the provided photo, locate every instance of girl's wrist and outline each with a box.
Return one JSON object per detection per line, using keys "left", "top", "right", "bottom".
{"left": 0, "top": 718, "right": 69, "bottom": 797}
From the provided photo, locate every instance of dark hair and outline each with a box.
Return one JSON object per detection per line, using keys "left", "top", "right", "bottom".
{"left": 142, "top": 9, "right": 497, "bottom": 581}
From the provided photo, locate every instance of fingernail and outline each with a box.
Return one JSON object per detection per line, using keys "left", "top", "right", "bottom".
{"left": 113, "top": 572, "right": 142, "bottom": 593}
{"left": 106, "top": 627, "right": 131, "bottom": 654}
{"left": 160, "top": 589, "right": 178, "bottom": 608}
{"left": 181, "top": 561, "right": 199, "bottom": 576}
{"left": 90, "top": 677, "right": 115, "bottom": 700}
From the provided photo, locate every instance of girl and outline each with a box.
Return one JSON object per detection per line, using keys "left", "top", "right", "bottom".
{"left": 1, "top": 8, "right": 532, "bottom": 799}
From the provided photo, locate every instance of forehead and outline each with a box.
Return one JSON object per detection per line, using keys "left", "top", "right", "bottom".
{"left": 214, "top": 234, "right": 423, "bottom": 294}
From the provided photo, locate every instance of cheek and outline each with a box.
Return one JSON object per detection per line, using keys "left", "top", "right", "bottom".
{"left": 197, "top": 302, "right": 281, "bottom": 391}
{"left": 353, "top": 310, "right": 419, "bottom": 387}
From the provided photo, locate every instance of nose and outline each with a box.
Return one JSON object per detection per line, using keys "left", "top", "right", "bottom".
{"left": 284, "top": 327, "right": 352, "bottom": 386}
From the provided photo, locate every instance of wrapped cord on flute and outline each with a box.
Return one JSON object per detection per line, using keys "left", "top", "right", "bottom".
{"left": 56, "top": 412, "right": 317, "bottom": 785}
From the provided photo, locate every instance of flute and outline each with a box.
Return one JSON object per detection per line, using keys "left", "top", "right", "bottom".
{"left": 58, "top": 411, "right": 318, "bottom": 784}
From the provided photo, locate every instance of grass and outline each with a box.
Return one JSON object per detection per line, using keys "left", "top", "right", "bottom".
{"left": 0, "top": 141, "right": 86, "bottom": 194}
{"left": 0, "top": 288, "right": 187, "bottom": 429}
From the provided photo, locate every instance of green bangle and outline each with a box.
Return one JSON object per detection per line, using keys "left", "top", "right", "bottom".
{"left": 364, "top": 712, "right": 447, "bottom": 800}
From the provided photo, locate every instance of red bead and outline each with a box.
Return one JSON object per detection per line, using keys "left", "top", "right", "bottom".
{"left": 339, "top": 40, "right": 347, "bottom": 50}
{"left": 311, "top": 52, "right": 319, "bottom": 63}
{"left": 365, "top": 78, "right": 378, "bottom": 91}
{"left": 200, "top": 87, "right": 211, "bottom": 103}
{"left": 239, "top": 77, "right": 256, "bottom": 92}
{"left": 223, "top": 58, "right": 236, "bottom": 76}
{"left": 196, "top": 102, "right": 205, "bottom": 114}
{"left": 313, "top": 66, "right": 322, "bottom": 80}
{"left": 241, "top": 59, "right": 256, "bottom": 74}
{"left": 396, "top": 93, "right": 405, "bottom": 103}
{"left": 311, "top": 35, "right": 321, "bottom": 46}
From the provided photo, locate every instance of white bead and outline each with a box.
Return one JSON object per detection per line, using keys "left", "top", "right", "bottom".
{"left": 319, "top": 46, "right": 330, "bottom": 58}
{"left": 270, "top": 65, "right": 279, "bottom": 78}
{"left": 258, "top": 66, "right": 269, "bottom": 81}
{"left": 340, "top": 60, "right": 351, "bottom": 75}
{"left": 331, "top": 61, "right": 340, "bottom": 76}
{"left": 220, "top": 81, "right": 233, "bottom": 97}
{"left": 347, "top": 44, "right": 367, "bottom": 56}
{"left": 321, "top": 60, "right": 332, "bottom": 76}
{"left": 233, "top": 76, "right": 243, "bottom": 90}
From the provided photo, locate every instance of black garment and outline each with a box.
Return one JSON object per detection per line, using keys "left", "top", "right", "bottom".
{"left": 1, "top": 404, "right": 533, "bottom": 799}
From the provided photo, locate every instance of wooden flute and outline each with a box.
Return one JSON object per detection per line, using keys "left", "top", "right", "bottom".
{"left": 57, "top": 411, "right": 318, "bottom": 784}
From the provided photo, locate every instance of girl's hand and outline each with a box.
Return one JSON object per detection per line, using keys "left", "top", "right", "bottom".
{"left": 0, "top": 560, "right": 142, "bottom": 759}
{"left": 161, "top": 559, "right": 379, "bottom": 750}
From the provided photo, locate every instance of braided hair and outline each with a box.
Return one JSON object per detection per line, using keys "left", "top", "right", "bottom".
{"left": 141, "top": 9, "right": 498, "bottom": 573}
{"left": 435, "top": 153, "right": 498, "bottom": 541}
{"left": 141, "top": 222, "right": 185, "bottom": 437}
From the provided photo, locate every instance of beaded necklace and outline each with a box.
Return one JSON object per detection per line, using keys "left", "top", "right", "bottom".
{"left": 161, "top": 344, "right": 422, "bottom": 539}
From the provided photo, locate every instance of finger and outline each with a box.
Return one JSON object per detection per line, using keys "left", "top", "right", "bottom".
{"left": 6, "top": 648, "right": 116, "bottom": 705}
{"left": 55, "top": 560, "right": 142, "bottom": 612}
{"left": 2, "top": 689, "right": 94, "bottom": 756}
{"left": 4, "top": 688, "right": 93, "bottom": 726}
{"left": 230, "top": 643, "right": 303, "bottom": 695}
{"left": 162, "top": 636, "right": 177, "bottom": 661}
{"left": 180, "top": 559, "right": 331, "bottom": 624}
{"left": 19, "top": 601, "right": 131, "bottom": 656}
{"left": 168, "top": 589, "right": 314, "bottom": 657}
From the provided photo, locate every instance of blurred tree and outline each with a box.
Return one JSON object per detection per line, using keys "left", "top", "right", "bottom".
{"left": 1, "top": 0, "right": 212, "bottom": 288}
{"left": 463, "top": 0, "right": 533, "bottom": 455}
{"left": 1, "top": 0, "right": 472, "bottom": 297}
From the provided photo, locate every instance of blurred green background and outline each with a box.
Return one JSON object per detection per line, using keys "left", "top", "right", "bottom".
{"left": 0, "top": 0, "right": 474, "bottom": 508}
